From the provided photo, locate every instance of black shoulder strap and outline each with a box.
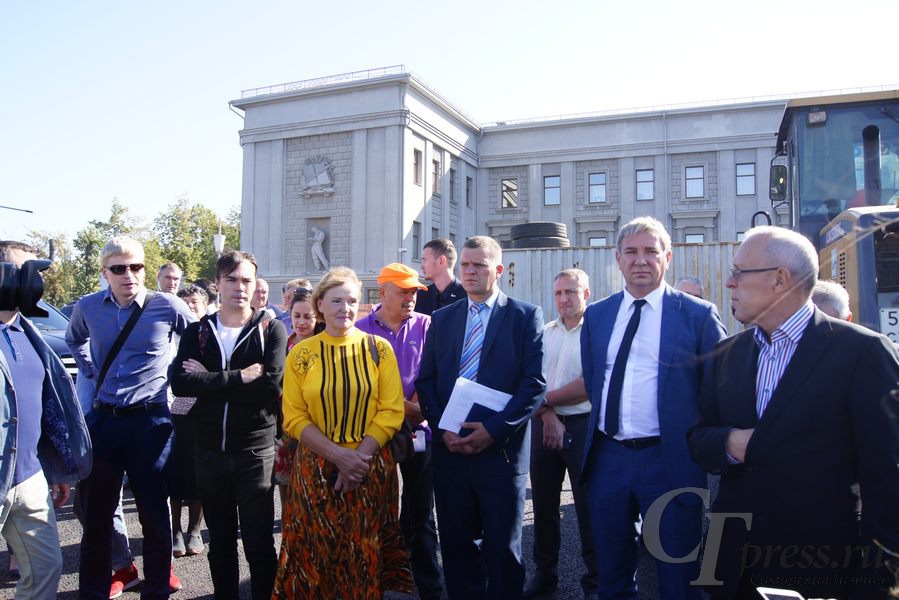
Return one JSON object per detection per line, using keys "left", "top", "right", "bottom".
{"left": 366, "top": 334, "right": 380, "bottom": 367}
{"left": 94, "top": 292, "right": 155, "bottom": 400}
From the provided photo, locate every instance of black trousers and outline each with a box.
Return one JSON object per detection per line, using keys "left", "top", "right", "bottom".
{"left": 529, "top": 412, "right": 598, "bottom": 594}
{"left": 195, "top": 445, "right": 277, "bottom": 600}
{"left": 399, "top": 441, "right": 444, "bottom": 599}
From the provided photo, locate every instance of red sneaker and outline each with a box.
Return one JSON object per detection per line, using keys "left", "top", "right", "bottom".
{"left": 169, "top": 565, "right": 182, "bottom": 593}
{"left": 109, "top": 563, "right": 140, "bottom": 599}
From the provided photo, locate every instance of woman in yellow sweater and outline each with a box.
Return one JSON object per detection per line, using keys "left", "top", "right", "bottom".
{"left": 272, "top": 267, "right": 413, "bottom": 599}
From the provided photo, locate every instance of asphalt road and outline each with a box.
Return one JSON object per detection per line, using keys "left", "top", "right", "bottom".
{"left": 0, "top": 473, "right": 675, "bottom": 599}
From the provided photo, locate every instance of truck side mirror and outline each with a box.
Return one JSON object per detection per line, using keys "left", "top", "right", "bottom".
{"left": 770, "top": 164, "right": 787, "bottom": 203}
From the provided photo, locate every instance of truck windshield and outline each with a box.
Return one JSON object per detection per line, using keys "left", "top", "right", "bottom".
{"left": 796, "top": 102, "right": 899, "bottom": 221}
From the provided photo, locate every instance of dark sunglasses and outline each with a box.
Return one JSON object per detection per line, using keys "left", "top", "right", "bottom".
{"left": 106, "top": 263, "right": 145, "bottom": 275}
{"left": 292, "top": 288, "right": 313, "bottom": 301}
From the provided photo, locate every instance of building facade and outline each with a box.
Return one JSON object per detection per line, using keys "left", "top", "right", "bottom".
{"left": 230, "top": 66, "right": 785, "bottom": 290}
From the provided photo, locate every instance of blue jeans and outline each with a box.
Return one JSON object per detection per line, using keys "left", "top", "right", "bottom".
{"left": 74, "top": 373, "right": 133, "bottom": 572}
{"left": 79, "top": 405, "right": 174, "bottom": 600}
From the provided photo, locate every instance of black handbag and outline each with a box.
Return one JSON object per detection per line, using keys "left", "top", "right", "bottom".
{"left": 365, "top": 334, "right": 415, "bottom": 463}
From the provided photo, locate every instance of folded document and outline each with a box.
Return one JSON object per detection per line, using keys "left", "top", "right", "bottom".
{"left": 437, "top": 377, "right": 512, "bottom": 434}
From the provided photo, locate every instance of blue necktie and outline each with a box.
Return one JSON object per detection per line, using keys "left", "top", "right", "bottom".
{"left": 604, "top": 299, "right": 646, "bottom": 437}
{"left": 1, "top": 326, "right": 22, "bottom": 364}
{"left": 459, "top": 303, "right": 486, "bottom": 381}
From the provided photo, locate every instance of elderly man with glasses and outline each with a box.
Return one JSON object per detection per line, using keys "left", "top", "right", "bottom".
{"left": 689, "top": 226, "right": 899, "bottom": 599}
{"left": 66, "top": 236, "right": 196, "bottom": 600}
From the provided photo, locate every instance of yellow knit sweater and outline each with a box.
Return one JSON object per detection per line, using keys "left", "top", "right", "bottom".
{"left": 283, "top": 329, "right": 404, "bottom": 449}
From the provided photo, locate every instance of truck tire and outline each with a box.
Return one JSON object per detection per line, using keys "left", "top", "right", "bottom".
{"left": 510, "top": 236, "right": 571, "bottom": 249}
{"left": 510, "top": 222, "right": 568, "bottom": 240}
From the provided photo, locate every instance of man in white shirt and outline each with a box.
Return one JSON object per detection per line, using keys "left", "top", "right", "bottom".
{"left": 580, "top": 217, "right": 726, "bottom": 600}
{"left": 524, "top": 269, "right": 598, "bottom": 599}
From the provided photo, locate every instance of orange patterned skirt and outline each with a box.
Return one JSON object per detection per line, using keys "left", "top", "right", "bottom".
{"left": 272, "top": 443, "right": 413, "bottom": 599}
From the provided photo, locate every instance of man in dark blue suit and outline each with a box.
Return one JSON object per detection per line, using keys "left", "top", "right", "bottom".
{"left": 581, "top": 217, "right": 726, "bottom": 600}
{"left": 417, "top": 235, "right": 546, "bottom": 600}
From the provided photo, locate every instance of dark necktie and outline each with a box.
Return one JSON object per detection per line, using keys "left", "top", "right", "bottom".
{"left": 604, "top": 298, "right": 647, "bottom": 437}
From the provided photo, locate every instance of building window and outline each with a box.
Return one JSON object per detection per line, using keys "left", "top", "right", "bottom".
{"left": 736, "top": 231, "right": 746, "bottom": 241}
{"left": 544, "top": 176, "right": 561, "bottom": 206}
{"left": 636, "top": 169, "right": 654, "bottom": 200}
{"left": 466, "top": 176, "right": 473, "bottom": 208}
{"left": 589, "top": 236, "right": 608, "bottom": 247}
{"left": 449, "top": 168, "right": 457, "bottom": 203}
{"left": 413, "top": 150, "right": 422, "bottom": 186}
{"left": 432, "top": 155, "right": 442, "bottom": 195}
{"left": 685, "top": 233, "right": 705, "bottom": 244}
{"left": 685, "top": 166, "right": 705, "bottom": 198}
{"left": 588, "top": 173, "right": 607, "bottom": 203}
{"left": 449, "top": 232, "right": 456, "bottom": 245}
{"left": 736, "top": 163, "right": 756, "bottom": 196}
{"left": 412, "top": 221, "right": 421, "bottom": 259}
{"left": 501, "top": 178, "right": 518, "bottom": 208}
{"left": 432, "top": 227, "right": 439, "bottom": 241}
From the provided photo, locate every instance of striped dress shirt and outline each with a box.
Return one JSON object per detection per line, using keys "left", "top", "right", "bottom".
{"left": 753, "top": 302, "right": 814, "bottom": 416}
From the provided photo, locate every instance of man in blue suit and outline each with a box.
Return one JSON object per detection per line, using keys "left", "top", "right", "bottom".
{"left": 417, "top": 235, "right": 546, "bottom": 600}
{"left": 580, "top": 217, "right": 726, "bottom": 600}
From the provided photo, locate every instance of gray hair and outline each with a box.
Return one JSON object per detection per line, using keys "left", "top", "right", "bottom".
{"left": 100, "top": 236, "right": 144, "bottom": 265}
{"left": 158, "top": 261, "right": 182, "bottom": 275}
{"left": 744, "top": 226, "right": 818, "bottom": 295}
{"left": 812, "top": 280, "right": 851, "bottom": 319}
{"left": 617, "top": 216, "right": 671, "bottom": 253}
{"left": 554, "top": 268, "right": 590, "bottom": 290}
{"left": 675, "top": 275, "right": 705, "bottom": 298}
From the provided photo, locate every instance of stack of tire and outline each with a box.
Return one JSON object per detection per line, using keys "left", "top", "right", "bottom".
{"left": 509, "top": 221, "right": 571, "bottom": 249}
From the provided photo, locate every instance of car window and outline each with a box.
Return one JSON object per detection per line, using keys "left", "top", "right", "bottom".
{"left": 29, "top": 301, "right": 70, "bottom": 330}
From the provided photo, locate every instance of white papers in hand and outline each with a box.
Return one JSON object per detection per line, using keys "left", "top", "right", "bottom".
{"left": 437, "top": 377, "right": 513, "bottom": 434}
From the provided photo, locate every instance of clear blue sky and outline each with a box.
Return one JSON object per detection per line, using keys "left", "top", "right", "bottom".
{"left": 1, "top": 0, "right": 894, "bottom": 242}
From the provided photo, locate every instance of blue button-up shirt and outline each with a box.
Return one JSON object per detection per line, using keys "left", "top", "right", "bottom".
{"left": 1, "top": 314, "right": 44, "bottom": 485}
{"left": 65, "top": 287, "right": 195, "bottom": 408}
{"left": 753, "top": 302, "right": 814, "bottom": 417}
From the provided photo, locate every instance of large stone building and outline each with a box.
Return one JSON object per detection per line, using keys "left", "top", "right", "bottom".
{"left": 230, "top": 66, "right": 785, "bottom": 289}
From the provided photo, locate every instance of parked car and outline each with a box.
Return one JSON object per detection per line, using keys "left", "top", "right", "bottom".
{"left": 29, "top": 300, "right": 78, "bottom": 382}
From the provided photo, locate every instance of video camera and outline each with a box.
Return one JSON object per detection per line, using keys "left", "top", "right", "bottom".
{"left": 0, "top": 259, "right": 51, "bottom": 317}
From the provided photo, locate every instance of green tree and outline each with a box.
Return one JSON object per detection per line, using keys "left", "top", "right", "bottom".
{"left": 25, "top": 230, "right": 77, "bottom": 306}
{"left": 70, "top": 199, "right": 156, "bottom": 297}
{"left": 153, "top": 197, "right": 241, "bottom": 283}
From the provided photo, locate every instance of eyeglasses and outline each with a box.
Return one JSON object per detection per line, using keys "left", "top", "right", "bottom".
{"left": 729, "top": 266, "right": 779, "bottom": 281}
{"left": 106, "top": 263, "right": 145, "bottom": 275}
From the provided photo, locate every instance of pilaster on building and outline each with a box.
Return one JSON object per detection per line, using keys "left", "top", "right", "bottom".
{"left": 230, "top": 65, "right": 783, "bottom": 295}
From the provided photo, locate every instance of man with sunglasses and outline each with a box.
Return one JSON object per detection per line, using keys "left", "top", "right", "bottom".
{"left": 66, "top": 236, "right": 196, "bottom": 600}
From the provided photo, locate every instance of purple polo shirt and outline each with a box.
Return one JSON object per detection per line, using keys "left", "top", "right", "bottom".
{"left": 355, "top": 306, "right": 430, "bottom": 399}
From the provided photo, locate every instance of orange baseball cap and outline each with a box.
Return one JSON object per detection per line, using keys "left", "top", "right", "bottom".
{"left": 378, "top": 263, "right": 427, "bottom": 291}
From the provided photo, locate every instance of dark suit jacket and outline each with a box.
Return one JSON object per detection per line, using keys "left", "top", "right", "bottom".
{"left": 416, "top": 291, "right": 546, "bottom": 474}
{"left": 688, "top": 310, "right": 899, "bottom": 598}
{"left": 580, "top": 285, "right": 726, "bottom": 493}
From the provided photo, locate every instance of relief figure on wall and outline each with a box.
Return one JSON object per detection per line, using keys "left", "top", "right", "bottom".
{"left": 309, "top": 227, "right": 330, "bottom": 271}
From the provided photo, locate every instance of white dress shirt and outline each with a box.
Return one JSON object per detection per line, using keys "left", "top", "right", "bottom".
{"left": 597, "top": 283, "right": 665, "bottom": 439}
{"left": 543, "top": 317, "right": 590, "bottom": 416}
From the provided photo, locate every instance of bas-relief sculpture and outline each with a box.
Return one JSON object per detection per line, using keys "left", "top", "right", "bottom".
{"left": 300, "top": 156, "right": 335, "bottom": 198}
{"left": 309, "top": 227, "right": 330, "bottom": 271}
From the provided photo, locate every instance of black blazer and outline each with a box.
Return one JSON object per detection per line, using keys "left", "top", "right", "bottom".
{"left": 688, "top": 309, "right": 899, "bottom": 599}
